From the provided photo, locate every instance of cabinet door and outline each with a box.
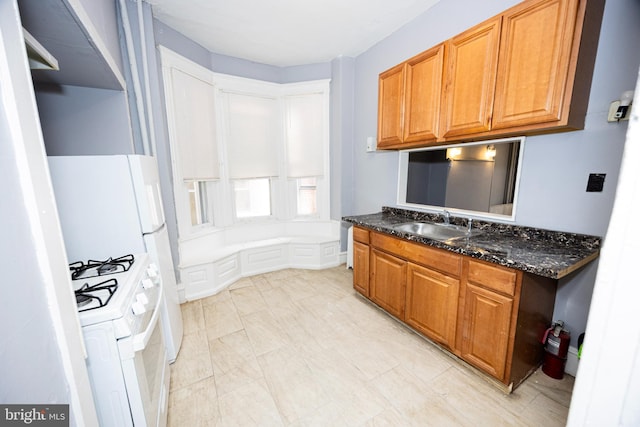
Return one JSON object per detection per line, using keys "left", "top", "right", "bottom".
{"left": 492, "top": 0, "right": 579, "bottom": 129}
{"left": 370, "top": 248, "right": 407, "bottom": 319}
{"left": 353, "top": 241, "right": 370, "bottom": 296}
{"left": 405, "top": 263, "right": 459, "bottom": 349}
{"left": 403, "top": 44, "right": 445, "bottom": 143}
{"left": 459, "top": 283, "right": 513, "bottom": 381}
{"left": 441, "top": 17, "right": 501, "bottom": 138}
{"left": 377, "top": 63, "right": 405, "bottom": 148}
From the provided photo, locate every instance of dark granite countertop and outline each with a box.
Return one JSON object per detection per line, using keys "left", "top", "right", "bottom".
{"left": 343, "top": 207, "right": 601, "bottom": 279}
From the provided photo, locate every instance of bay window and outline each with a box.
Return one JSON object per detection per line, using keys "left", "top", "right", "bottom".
{"left": 161, "top": 47, "right": 330, "bottom": 238}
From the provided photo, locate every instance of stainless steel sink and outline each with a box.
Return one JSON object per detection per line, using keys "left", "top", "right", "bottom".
{"left": 392, "top": 221, "right": 482, "bottom": 242}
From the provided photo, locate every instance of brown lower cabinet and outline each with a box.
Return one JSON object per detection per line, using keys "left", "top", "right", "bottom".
{"left": 353, "top": 241, "right": 370, "bottom": 296}
{"left": 406, "top": 263, "right": 459, "bottom": 350}
{"left": 370, "top": 249, "right": 407, "bottom": 319}
{"left": 458, "top": 281, "right": 514, "bottom": 380}
{"left": 352, "top": 226, "right": 556, "bottom": 391}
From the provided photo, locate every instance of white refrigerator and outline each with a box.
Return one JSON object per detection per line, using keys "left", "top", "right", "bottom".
{"left": 48, "top": 154, "right": 183, "bottom": 363}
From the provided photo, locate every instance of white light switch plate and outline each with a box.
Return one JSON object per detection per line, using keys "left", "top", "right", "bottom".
{"left": 366, "top": 136, "right": 376, "bottom": 152}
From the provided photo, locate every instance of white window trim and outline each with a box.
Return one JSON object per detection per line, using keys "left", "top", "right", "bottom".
{"left": 160, "top": 47, "right": 220, "bottom": 237}
{"left": 159, "top": 47, "right": 331, "bottom": 240}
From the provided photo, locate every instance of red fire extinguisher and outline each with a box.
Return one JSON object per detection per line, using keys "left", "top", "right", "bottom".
{"left": 541, "top": 321, "right": 570, "bottom": 379}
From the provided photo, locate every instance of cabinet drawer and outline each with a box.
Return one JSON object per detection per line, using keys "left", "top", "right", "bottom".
{"left": 353, "top": 226, "right": 370, "bottom": 244}
{"left": 370, "top": 232, "right": 461, "bottom": 277}
{"left": 467, "top": 259, "right": 517, "bottom": 296}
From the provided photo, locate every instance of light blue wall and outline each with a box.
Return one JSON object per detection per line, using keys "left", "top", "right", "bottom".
{"left": 347, "top": 0, "right": 640, "bottom": 345}
{"left": 36, "top": 84, "right": 134, "bottom": 155}
{"left": 331, "top": 56, "right": 356, "bottom": 248}
{"left": 29, "top": 0, "right": 134, "bottom": 156}
{"left": 280, "top": 62, "right": 332, "bottom": 84}
{"left": 153, "top": 19, "right": 332, "bottom": 84}
{"left": 77, "top": 0, "right": 124, "bottom": 75}
{"left": 153, "top": 20, "right": 211, "bottom": 71}
{"left": 210, "top": 51, "right": 281, "bottom": 82}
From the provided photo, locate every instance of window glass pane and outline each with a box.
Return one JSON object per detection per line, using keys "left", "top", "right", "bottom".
{"left": 187, "top": 181, "right": 211, "bottom": 226}
{"left": 296, "top": 177, "right": 317, "bottom": 216}
{"left": 234, "top": 178, "right": 271, "bottom": 218}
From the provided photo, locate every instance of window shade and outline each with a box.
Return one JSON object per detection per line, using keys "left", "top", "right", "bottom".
{"left": 285, "top": 93, "right": 324, "bottom": 177}
{"left": 170, "top": 68, "right": 219, "bottom": 180}
{"left": 225, "top": 92, "right": 279, "bottom": 179}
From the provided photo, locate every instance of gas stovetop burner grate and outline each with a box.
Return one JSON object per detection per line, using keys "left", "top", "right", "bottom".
{"left": 76, "top": 293, "right": 92, "bottom": 308}
{"left": 70, "top": 254, "right": 135, "bottom": 280}
{"left": 74, "top": 278, "right": 118, "bottom": 312}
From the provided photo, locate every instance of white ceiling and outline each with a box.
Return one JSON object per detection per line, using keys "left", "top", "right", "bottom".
{"left": 147, "top": 0, "right": 440, "bottom": 67}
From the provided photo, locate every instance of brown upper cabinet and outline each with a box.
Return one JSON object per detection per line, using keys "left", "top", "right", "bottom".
{"left": 403, "top": 44, "right": 445, "bottom": 143}
{"left": 441, "top": 17, "right": 501, "bottom": 138}
{"left": 377, "top": 63, "right": 405, "bottom": 147}
{"left": 376, "top": 0, "right": 604, "bottom": 149}
{"left": 377, "top": 44, "right": 445, "bottom": 148}
{"left": 492, "top": 0, "right": 581, "bottom": 129}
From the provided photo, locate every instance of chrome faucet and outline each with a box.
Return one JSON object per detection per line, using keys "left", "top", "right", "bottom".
{"left": 442, "top": 210, "right": 450, "bottom": 225}
{"left": 467, "top": 218, "right": 473, "bottom": 234}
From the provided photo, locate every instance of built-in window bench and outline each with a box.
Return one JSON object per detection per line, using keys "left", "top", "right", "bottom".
{"left": 177, "top": 221, "right": 341, "bottom": 301}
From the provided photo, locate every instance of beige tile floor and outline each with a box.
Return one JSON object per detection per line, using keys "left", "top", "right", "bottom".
{"left": 168, "top": 266, "right": 574, "bottom": 426}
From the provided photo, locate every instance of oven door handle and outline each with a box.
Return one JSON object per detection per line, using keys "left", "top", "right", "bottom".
{"left": 132, "top": 291, "right": 163, "bottom": 353}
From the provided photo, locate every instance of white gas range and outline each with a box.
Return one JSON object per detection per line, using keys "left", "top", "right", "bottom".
{"left": 70, "top": 253, "right": 169, "bottom": 427}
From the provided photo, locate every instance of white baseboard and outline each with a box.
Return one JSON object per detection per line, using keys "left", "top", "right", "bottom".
{"left": 339, "top": 251, "right": 348, "bottom": 266}
{"left": 565, "top": 346, "right": 580, "bottom": 376}
{"left": 176, "top": 283, "right": 186, "bottom": 303}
